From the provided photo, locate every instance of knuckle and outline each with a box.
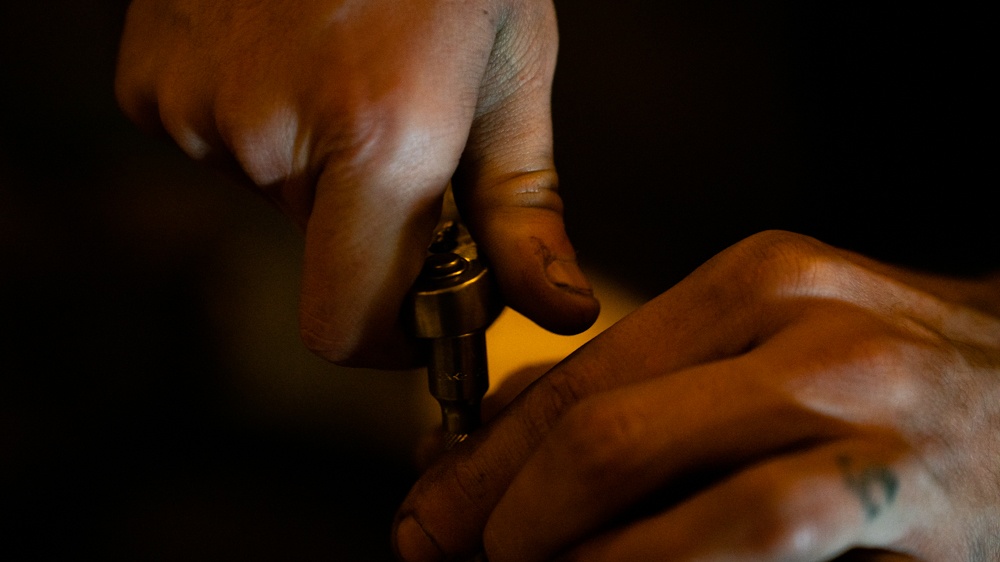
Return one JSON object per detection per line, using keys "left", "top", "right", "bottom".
{"left": 113, "top": 66, "right": 164, "bottom": 135}
{"left": 719, "top": 230, "right": 886, "bottom": 308}
{"left": 839, "top": 323, "right": 954, "bottom": 378}
{"left": 298, "top": 305, "right": 357, "bottom": 365}
{"left": 401, "top": 457, "right": 494, "bottom": 558}
{"left": 212, "top": 94, "right": 303, "bottom": 187}
{"left": 312, "top": 88, "right": 391, "bottom": 166}
{"left": 843, "top": 328, "right": 914, "bottom": 365}
{"left": 113, "top": 35, "right": 151, "bottom": 117}
{"left": 113, "top": 72, "right": 143, "bottom": 121}
{"left": 449, "top": 457, "right": 493, "bottom": 510}
{"left": 692, "top": 231, "right": 801, "bottom": 304}
{"left": 475, "top": 169, "right": 562, "bottom": 215}
{"left": 749, "top": 518, "right": 821, "bottom": 560}
{"left": 312, "top": 97, "right": 455, "bottom": 194}
{"left": 738, "top": 478, "right": 825, "bottom": 558}
{"left": 153, "top": 84, "right": 185, "bottom": 129}
{"left": 155, "top": 86, "right": 214, "bottom": 160}
{"left": 525, "top": 366, "right": 590, "bottom": 435}
{"left": 730, "top": 230, "right": 831, "bottom": 294}
{"left": 554, "top": 397, "right": 645, "bottom": 484}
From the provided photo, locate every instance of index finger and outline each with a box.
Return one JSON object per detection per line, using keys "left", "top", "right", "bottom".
{"left": 392, "top": 234, "right": 786, "bottom": 560}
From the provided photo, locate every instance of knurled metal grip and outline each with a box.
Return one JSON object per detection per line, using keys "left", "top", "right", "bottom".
{"left": 407, "top": 252, "right": 499, "bottom": 338}
{"left": 404, "top": 222, "right": 503, "bottom": 438}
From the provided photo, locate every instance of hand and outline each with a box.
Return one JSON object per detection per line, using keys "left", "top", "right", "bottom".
{"left": 115, "top": 0, "right": 599, "bottom": 367}
{"left": 392, "top": 230, "right": 1000, "bottom": 561}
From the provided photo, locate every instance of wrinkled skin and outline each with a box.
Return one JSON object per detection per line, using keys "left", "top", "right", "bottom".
{"left": 394, "top": 231, "right": 1000, "bottom": 562}
{"left": 115, "top": 0, "right": 600, "bottom": 367}
{"left": 115, "top": 4, "right": 1000, "bottom": 560}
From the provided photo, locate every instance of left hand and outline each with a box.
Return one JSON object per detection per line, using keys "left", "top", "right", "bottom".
{"left": 392, "top": 230, "right": 1000, "bottom": 561}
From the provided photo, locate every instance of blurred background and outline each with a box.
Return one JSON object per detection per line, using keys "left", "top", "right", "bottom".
{"left": 1, "top": 1, "right": 994, "bottom": 560}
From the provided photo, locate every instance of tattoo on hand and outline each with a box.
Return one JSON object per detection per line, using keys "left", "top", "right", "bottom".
{"left": 837, "top": 455, "right": 900, "bottom": 521}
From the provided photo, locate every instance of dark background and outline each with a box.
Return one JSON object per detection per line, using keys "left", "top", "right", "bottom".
{"left": 2, "top": 1, "right": 995, "bottom": 560}
{"left": 553, "top": 1, "right": 996, "bottom": 297}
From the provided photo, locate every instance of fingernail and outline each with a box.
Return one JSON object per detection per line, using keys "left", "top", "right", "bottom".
{"left": 545, "top": 258, "right": 594, "bottom": 297}
{"left": 394, "top": 516, "right": 442, "bottom": 562}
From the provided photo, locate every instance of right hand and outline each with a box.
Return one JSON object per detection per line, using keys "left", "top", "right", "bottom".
{"left": 115, "top": 0, "right": 600, "bottom": 367}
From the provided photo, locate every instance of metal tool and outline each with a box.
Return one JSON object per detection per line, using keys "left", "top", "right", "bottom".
{"left": 404, "top": 218, "right": 503, "bottom": 449}
{"left": 403, "top": 201, "right": 501, "bottom": 562}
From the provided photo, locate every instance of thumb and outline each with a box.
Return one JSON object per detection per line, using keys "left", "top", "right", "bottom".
{"left": 454, "top": 4, "right": 600, "bottom": 336}
{"left": 461, "top": 169, "right": 600, "bottom": 336}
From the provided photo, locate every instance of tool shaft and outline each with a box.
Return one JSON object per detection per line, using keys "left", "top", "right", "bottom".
{"left": 404, "top": 220, "right": 502, "bottom": 448}
{"left": 427, "top": 332, "right": 488, "bottom": 436}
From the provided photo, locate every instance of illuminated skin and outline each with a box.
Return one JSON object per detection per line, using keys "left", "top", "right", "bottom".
{"left": 115, "top": 4, "right": 1000, "bottom": 561}
{"left": 393, "top": 231, "right": 1000, "bottom": 562}
{"left": 114, "top": 0, "right": 600, "bottom": 367}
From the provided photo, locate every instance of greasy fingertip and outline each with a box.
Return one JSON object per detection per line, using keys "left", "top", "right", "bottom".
{"left": 492, "top": 233, "right": 601, "bottom": 336}
{"left": 394, "top": 516, "right": 444, "bottom": 562}
{"left": 544, "top": 255, "right": 594, "bottom": 297}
